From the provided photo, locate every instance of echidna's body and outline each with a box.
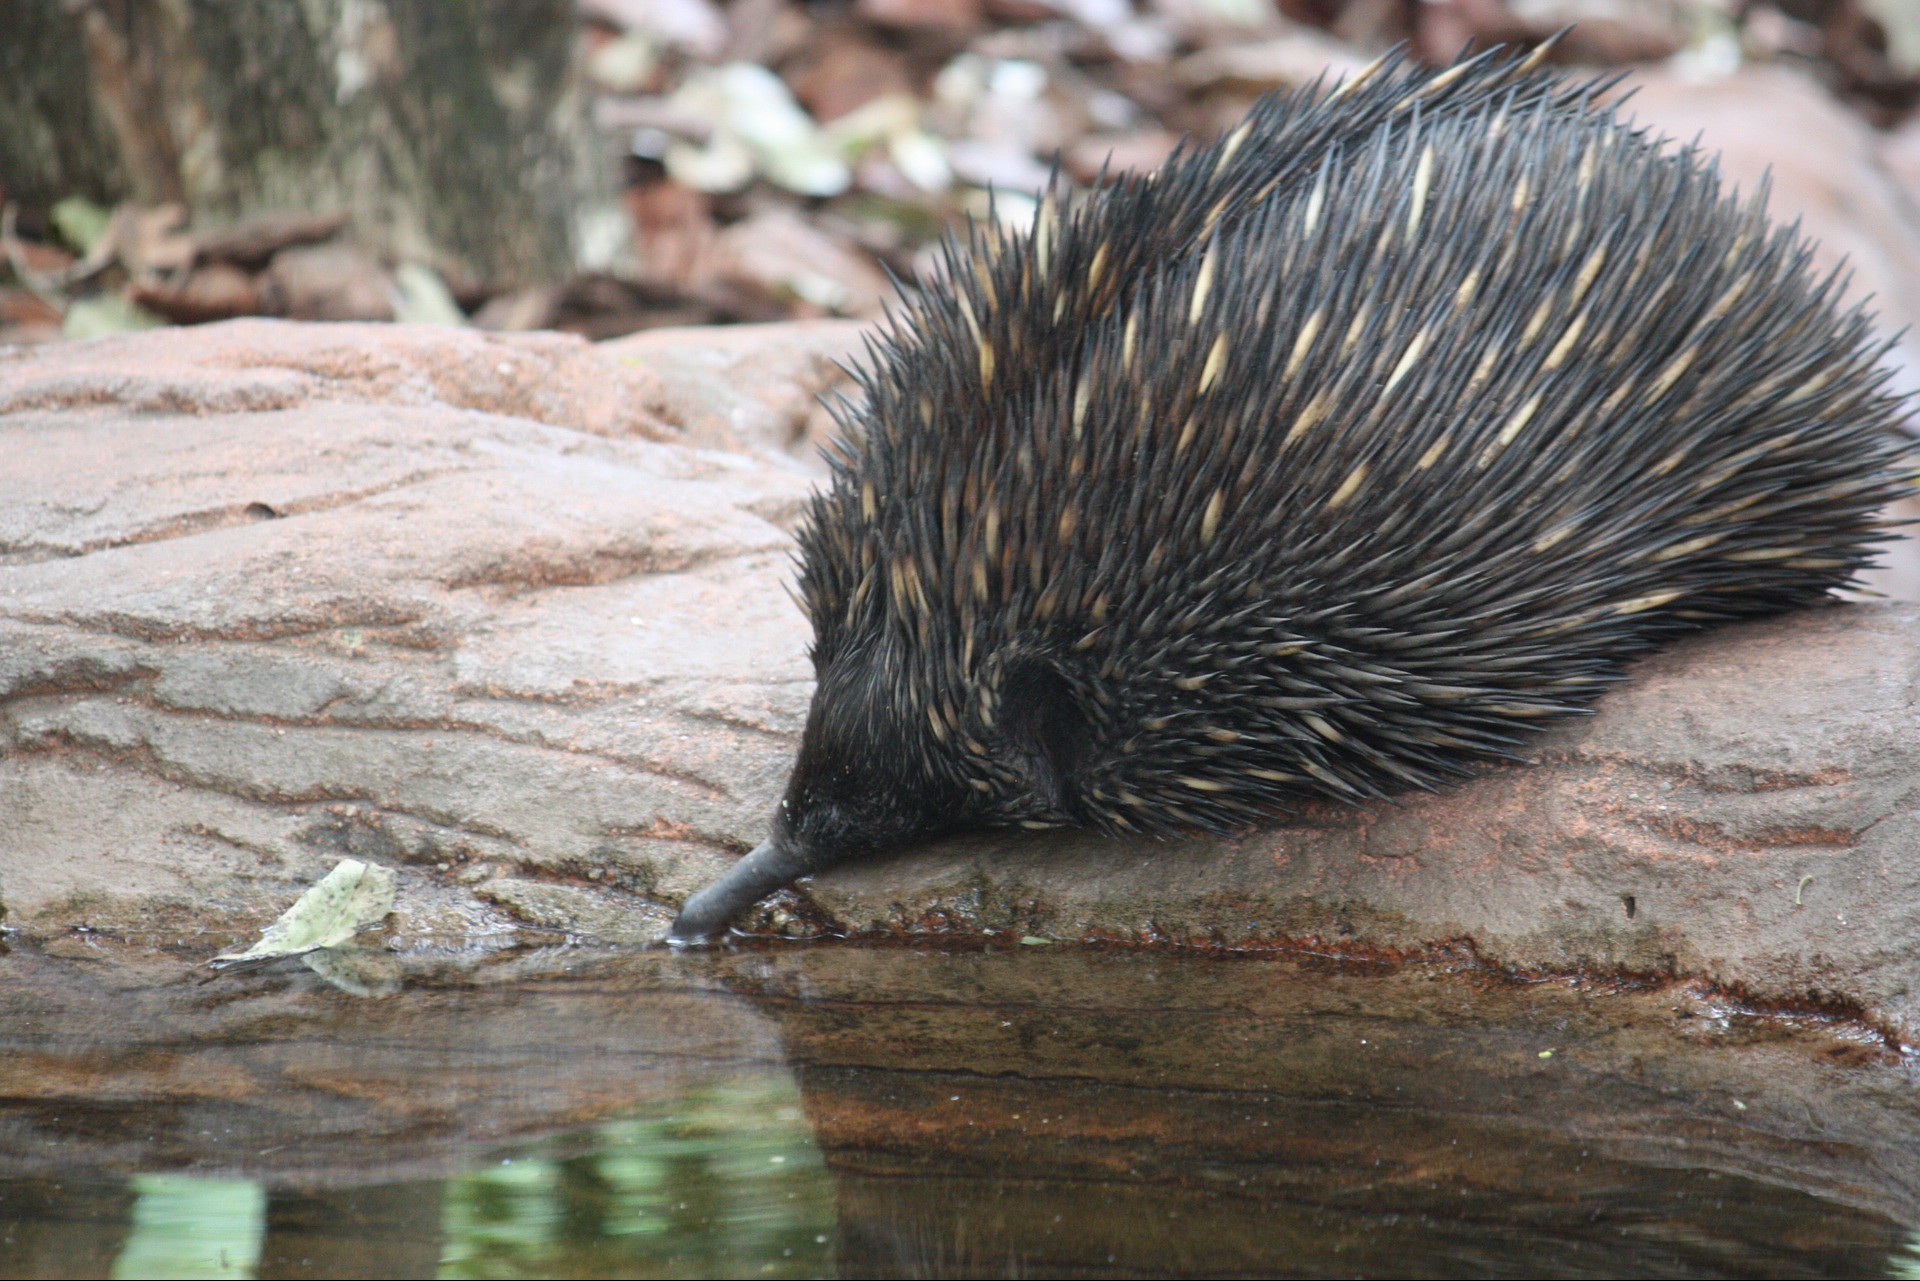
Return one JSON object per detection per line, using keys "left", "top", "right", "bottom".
{"left": 669, "top": 45, "right": 1913, "bottom": 941}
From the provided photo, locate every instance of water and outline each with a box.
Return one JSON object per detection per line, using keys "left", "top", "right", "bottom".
{"left": 3, "top": 938, "right": 1917, "bottom": 1279}
{"left": 9, "top": 1080, "right": 832, "bottom": 1280}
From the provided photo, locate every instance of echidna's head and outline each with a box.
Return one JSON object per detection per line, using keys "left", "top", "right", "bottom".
{"left": 666, "top": 644, "right": 981, "bottom": 943}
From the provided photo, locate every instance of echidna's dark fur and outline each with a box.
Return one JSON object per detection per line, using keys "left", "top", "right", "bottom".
{"left": 669, "top": 43, "right": 1915, "bottom": 941}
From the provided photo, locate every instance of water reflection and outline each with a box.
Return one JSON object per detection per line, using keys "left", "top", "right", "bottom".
{"left": 1894, "top": 1235, "right": 1920, "bottom": 1280}
{"left": 48, "top": 1079, "right": 833, "bottom": 1280}
{"left": 113, "top": 1177, "right": 264, "bottom": 1280}
{"left": 3, "top": 941, "right": 1918, "bottom": 1279}
{"left": 437, "top": 1078, "right": 831, "bottom": 1279}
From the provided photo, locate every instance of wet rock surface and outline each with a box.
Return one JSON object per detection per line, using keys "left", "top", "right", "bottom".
{"left": 1, "top": 318, "right": 1918, "bottom": 1045}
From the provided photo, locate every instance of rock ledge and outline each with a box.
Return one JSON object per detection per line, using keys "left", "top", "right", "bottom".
{"left": 1, "top": 320, "right": 1915, "bottom": 1042}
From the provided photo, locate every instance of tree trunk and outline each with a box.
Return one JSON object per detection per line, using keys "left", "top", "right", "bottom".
{"left": 0, "top": 0, "right": 622, "bottom": 290}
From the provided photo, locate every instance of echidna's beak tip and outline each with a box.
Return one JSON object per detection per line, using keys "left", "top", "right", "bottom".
{"left": 665, "top": 837, "right": 808, "bottom": 946}
{"left": 662, "top": 918, "right": 716, "bottom": 948}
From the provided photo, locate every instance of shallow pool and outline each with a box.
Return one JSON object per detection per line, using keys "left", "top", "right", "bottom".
{"left": 3, "top": 938, "right": 1916, "bottom": 1278}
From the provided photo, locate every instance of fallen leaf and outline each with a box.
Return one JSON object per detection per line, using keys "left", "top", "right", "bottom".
{"left": 392, "top": 262, "right": 468, "bottom": 326}
{"left": 61, "top": 293, "right": 165, "bottom": 340}
{"left": 131, "top": 263, "right": 262, "bottom": 324}
{"left": 193, "top": 210, "right": 350, "bottom": 269}
{"left": 49, "top": 197, "right": 114, "bottom": 255}
{"left": 210, "top": 860, "right": 397, "bottom": 969}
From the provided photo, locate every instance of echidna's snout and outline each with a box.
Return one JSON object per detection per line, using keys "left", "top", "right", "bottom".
{"left": 668, "top": 652, "right": 983, "bottom": 944}
{"left": 666, "top": 836, "right": 812, "bottom": 945}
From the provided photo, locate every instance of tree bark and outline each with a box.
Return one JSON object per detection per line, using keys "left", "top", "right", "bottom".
{"left": 0, "top": 0, "right": 622, "bottom": 290}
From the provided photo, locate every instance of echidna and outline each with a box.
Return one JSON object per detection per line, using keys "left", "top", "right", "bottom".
{"left": 668, "top": 42, "right": 1914, "bottom": 943}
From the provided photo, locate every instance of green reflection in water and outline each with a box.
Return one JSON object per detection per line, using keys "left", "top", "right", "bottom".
{"left": 1892, "top": 1232, "right": 1920, "bottom": 1281}
{"left": 110, "top": 1174, "right": 265, "bottom": 1280}
{"left": 438, "top": 1075, "right": 834, "bottom": 1280}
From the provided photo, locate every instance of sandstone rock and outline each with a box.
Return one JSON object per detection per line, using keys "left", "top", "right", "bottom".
{"left": 2, "top": 318, "right": 1918, "bottom": 1044}
{"left": 0, "top": 318, "right": 676, "bottom": 437}
{"left": 603, "top": 318, "right": 867, "bottom": 465}
{"left": 0, "top": 319, "right": 818, "bottom": 943}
